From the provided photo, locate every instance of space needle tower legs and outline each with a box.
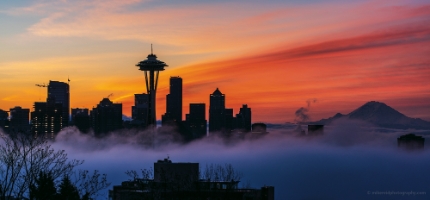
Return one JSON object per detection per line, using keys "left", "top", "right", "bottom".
{"left": 136, "top": 45, "right": 168, "bottom": 129}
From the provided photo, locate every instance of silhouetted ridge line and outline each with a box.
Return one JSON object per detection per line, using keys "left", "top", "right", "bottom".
{"left": 348, "top": 101, "right": 405, "bottom": 121}
{"left": 312, "top": 101, "right": 430, "bottom": 130}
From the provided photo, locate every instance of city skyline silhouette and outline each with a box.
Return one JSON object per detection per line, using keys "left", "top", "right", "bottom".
{"left": 1, "top": 0, "right": 429, "bottom": 124}
{"left": 1, "top": 1, "right": 430, "bottom": 199}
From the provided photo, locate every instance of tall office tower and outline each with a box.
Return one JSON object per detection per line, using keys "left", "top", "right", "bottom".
{"left": 71, "top": 108, "right": 90, "bottom": 133}
{"left": 135, "top": 47, "right": 168, "bottom": 127}
{"left": 209, "top": 88, "right": 225, "bottom": 132}
{"left": 0, "top": 109, "right": 8, "bottom": 132}
{"left": 235, "top": 104, "right": 252, "bottom": 132}
{"left": 9, "top": 106, "right": 30, "bottom": 133}
{"left": 48, "top": 80, "right": 70, "bottom": 127}
{"left": 224, "top": 108, "right": 234, "bottom": 133}
{"left": 132, "top": 93, "right": 149, "bottom": 128}
{"left": 185, "top": 103, "right": 207, "bottom": 139}
{"left": 31, "top": 95, "right": 63, "bottom": 138}
{"left": 90, "top": 98, "right": 122, "bottom": 136}
{"left": 162, "top": 77, "right": 182, "bottom": 125}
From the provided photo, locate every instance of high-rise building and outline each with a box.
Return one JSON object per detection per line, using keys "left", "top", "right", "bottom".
{"left": 234, "top": 104, "right": 251, "bottom": 132}
{"left": 9, "top": 106, "right": 30, "bottom": 133}
{"left": 48, "top": 80, "right": 70, "bottom": 127}
{"left": 71, "top": 108, "right": 90, "bottom": 133}
{"left": 132, "top": 93, "right": 149, "bottom": 128}
{"left": 90, "top": 98, "right": 122, "bottom": 136}
{"left": 162, "top": 77, "right": 182, "bottom": 125}
{"left": 209, "top": 88, "right": 225, "bottom": 132}
{"left": 0, "top": 109, "right": 9, "bottom": 132}
{"left": 185, "top": 103, "right": 206, "bottom": 139}
{"left": 224, "top": 108, "right": 234, "bottom": 133}
{"left": 31, "top": 95, "right": 63, "bottom": 138}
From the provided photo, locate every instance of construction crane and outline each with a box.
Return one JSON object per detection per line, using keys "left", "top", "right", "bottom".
{"left": 35, "top": 83, "right": 47, "bottom": 100}
{"left": 35, "top": 83, "right": 47, "bottom": 87}
{"left": 107, "top": 93, "right": 114, "bottom": 99}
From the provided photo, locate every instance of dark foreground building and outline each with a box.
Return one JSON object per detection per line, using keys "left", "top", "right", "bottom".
{"left": 109, "top": 158, "right": 274, "bottom": 200}
{"left": 398, "top": 133, "right": 425, "bottom": 150}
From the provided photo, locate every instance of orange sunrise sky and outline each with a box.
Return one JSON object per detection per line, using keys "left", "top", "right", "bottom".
{"left": 1, "top": 0, "right": 430, "bottom": 123}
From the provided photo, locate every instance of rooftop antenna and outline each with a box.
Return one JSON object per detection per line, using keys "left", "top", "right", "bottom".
{"left": 151, "top": 44, "right": 153, "bottom": 54}
{"left": 68, "top": 76, "right": 70, "bottom": 85}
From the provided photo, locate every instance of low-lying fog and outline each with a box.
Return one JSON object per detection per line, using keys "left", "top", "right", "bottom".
{"left": 49, "top": 119, "right": 430, "bottom": 200}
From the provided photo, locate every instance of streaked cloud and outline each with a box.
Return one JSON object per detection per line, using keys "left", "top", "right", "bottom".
{"left": 0, "top": 0, "right": 429, "bottom": 123}
{"left": 158, "top": 10, "right": 430, "bottom": 122}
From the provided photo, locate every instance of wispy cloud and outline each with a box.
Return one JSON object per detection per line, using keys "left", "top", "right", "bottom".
{"left": 1, "top": 0, "right": 429, "bottom": 122}
{"left": 157, "top": 9, "right": 430, "bottom": 122}
{"left": 19, "top": 1, "right": 428, "bottom": 54}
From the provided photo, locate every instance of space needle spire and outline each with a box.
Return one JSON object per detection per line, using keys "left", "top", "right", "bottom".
{"left": 136, "top": 45, "right": 168, "bottom": 128}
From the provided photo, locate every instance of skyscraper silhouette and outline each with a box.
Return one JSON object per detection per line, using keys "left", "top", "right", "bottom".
{"left": 71, "top": 108, "right": 90, "bottom": 133}
{"left": 235, "top": 104, "right": 251, "bottom": 132}
{"left": 9, "top": 106, "right": 30, "bottom": 133}
{"left": 90, "top": 98, "right": 122, "bottom": 136}
{"left": 135, "top": 47, "right": 168, "bottom": 127}
{"left": 31, "top": 95, "right": 63, "bottom": 138}
{"left": 132, "top": 93, "right": 149, "bottom": 128}
{"left": 224, "top": 108, "right": 234, "bottom": 133}
{"left": 209, "top": 88, "right": 225, "bottom": 132}
{"left": 185, "top": 103, "right": 207, "bottom": 139}
{"left": 0, "top": 109, "right": 8, "bottom": 131}
{"left": 48, "top": 80, "right": 70, "bottom": 126}
{"left": 162, "top": 76, "right": 182, "bottom": 125}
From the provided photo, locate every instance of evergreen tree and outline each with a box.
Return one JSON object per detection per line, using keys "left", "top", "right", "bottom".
{"left": 81, "top": 193, "right": 90, "bottom": 200}
{"left": 30, "top": 172, "right": 57, "bottom": 200}
{"left": 58, "top": 176, "right": 80, "bottom": 200}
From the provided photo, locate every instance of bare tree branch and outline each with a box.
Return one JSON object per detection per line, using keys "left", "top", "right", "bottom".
{"left": 0, "top": 133, "right": 83, "bottom": 199}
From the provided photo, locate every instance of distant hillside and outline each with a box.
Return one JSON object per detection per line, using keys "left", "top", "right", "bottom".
{"left": 312, "top": 101, "right": 430, "bottom": 130}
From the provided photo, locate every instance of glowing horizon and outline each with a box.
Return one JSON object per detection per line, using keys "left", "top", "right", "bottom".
{"left": 1, "top": 0, "right": 430, "bottom": 123}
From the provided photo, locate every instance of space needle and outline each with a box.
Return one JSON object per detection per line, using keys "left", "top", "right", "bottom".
{"left": 136, "top": 45, "right": 168, "bottom": 127}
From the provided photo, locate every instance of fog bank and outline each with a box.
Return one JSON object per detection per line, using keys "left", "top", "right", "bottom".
{"left": 48, "top": 119, "right": 430, "bottom": 200}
